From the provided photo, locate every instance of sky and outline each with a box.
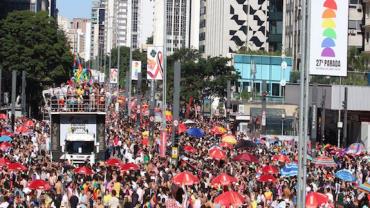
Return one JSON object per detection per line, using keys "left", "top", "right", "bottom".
{"left": 57, "top": 0, "right": 91, "bottom": 19}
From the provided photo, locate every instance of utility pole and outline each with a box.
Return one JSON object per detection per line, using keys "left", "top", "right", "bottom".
{"left": 261, "top": 80, "right": 267, "bottom": 135}
{"left": 321, "top": 89, "right": 326, "bottom": 143}
{"left": 136, "top": 72, "right": 142, "bottom": 130}
{"left": 343, "top": 87, "right": 348, "bottom": 147}
{"left": 11, "top": 71, "right": 17, "bottom": 131}
{"left": 297, "top": 0, "right": 310, "bottom": 206}
{"left": 21, "top": 71, "right": 26, "bottom": 115}
{"left": 0, "top": 66, "right": 2, "bottom": 107}
{"left": 226, "top": 80, "right": 231, "bottom": 120}
{"left": 338, "top": 77, "right": 342, "bottom": 147}
{"left": 172, "top": 62, "right": 181, "bottom": 145}
{"left": 161, "top": 0, "right": 168, "bottom": 133}
{"left": 128, "top": 0, "right": 134, "bottom": 118}
{"left": 149, "top": 80, "right": 156, "bottom": 146}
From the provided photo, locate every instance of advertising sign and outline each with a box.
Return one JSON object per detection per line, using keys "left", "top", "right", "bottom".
{"left": 147, "top": 47, "right": 163, "bottom": 80}
{"left": 131, "top": 61, "right": 142, "bottom": 80}
{"left": 60, "top": 115, "right": 97, "bottom": 147}
{"left": 110, "top": 68, "right": 118, "bottom": 84}
{"left": 309, "top": 0, "right": 348, "bottom": 76}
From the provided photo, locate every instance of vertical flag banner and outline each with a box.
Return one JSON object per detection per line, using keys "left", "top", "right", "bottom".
{"left": 309, "top": 0, "right": 348, "bottom": 76}
{"left": 147, "top": 47, "right": 163, "bottom": 80}
{"left": 99, "top": 72, "right": 105, "bottom": 83}
{"left": 131, "top": 61, "right": 142, "bottom": 80}
{"left": 110, "top": 68, "right": 118, "bottom": 84}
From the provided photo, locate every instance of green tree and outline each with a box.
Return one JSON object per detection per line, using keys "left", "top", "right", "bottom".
{"left": 0, "top": 11, "right": 73, "bottom": 115}
{"left": 166, "top": 48, "right": 240, "bottom": 102}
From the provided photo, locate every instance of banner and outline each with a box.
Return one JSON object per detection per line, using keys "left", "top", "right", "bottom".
{"left": 110, "top": 68, "right": 118, "bottom": 84}
{"left": 99, "top": 72, "right": 105, "bottom": 83}
{"left": 160, "top": 131, "right": 167, "bottom": 157}
{"left": 131, "top": 61, "right": 142, "bottom": 80}
{"left": 147, "top": 47, "right": 163, "bottom": 80}
{"left": 309, "top": 0, "right": 348, "bottom": 76}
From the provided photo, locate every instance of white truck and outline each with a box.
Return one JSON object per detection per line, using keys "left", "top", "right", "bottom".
{"left": 60, "top": 132, "right": 96, "bottom": 164}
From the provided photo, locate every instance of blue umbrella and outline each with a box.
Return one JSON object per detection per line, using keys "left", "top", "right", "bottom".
{"left": 335, "top": 169, "right": 356, "bottom": 182}
{"left": 280, "top": 163, "right": 298, "bottom": 177}
{"left": 186, "top": 128, "right": 205, "bottom": 138}
{"left": 0, "top": 136, "right": 12, "bottom": 142}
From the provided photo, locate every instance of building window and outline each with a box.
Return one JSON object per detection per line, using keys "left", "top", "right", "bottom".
{"left": 272, "top": 83, "right": 280, "bottom": 96}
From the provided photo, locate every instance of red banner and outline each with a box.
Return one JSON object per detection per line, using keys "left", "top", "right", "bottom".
{"left": 160, "top": 131, "right": 167, "bottom": 157}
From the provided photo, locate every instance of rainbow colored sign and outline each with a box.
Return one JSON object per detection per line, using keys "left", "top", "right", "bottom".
{"left": 321, "top": 0, "right": 337, "bottom": 57}
{"left": 309, "top": 0, "right": 348, "bottom": 77}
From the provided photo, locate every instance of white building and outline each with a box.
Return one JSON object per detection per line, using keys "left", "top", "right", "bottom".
{"left": 153, "top": 0, "right": 200, "bottom": 54}
{"left": 58, "top": 16, "right": 92, "bottom": 61}
{"left": 138, "top": 0, "right": 155, "bottom": 49}
{"left": 199, "top": 0, "right": 281, "bottom": 57}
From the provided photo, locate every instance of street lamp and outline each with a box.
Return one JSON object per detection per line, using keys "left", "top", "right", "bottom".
{"left": 281, "top": 113, "right": 285, "bottom": 135}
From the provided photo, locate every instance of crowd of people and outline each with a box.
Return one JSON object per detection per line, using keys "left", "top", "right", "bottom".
{"left": 0, "top": 98, "right": 370, "bottom": 208}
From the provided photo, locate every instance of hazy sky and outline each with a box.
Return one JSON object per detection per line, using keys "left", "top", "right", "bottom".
{"left": 57, "top": 0, "right": 91, "bottom": 19}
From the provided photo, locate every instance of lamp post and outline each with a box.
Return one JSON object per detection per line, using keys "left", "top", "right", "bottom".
{"left": 281, "top": 113, "right": 285, "bottom": 135}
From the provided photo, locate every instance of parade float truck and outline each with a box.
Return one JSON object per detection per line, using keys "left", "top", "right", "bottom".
{"left": 50, "top": 107, "right": 106, "bottom": 164}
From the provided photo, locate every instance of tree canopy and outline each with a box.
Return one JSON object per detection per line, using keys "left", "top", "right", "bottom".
{"left": 0, "top": 11, "right": 73, "bottom": 116}
{"left": 166, "top": 48, "right": 240, "bottom": 102}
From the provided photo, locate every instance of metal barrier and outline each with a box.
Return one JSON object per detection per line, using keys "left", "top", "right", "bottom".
{"left": 49, "top": 95, "right": 106, "bottom": 112}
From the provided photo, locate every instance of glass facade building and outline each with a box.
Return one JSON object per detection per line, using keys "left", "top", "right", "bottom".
{"left": 234, "top": 54, "right": 293, "bottom": 99}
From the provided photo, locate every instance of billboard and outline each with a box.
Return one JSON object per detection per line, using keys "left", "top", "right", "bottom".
{"left": 110, "top": 68, "right": 118, "bottom": 84}
{"left": 60, "top": 115, "right": 97, "bottom": 147}
{"left": 309, "top": 0, "right": 348, "bottom": 76}
{"left": 131, "top": 61, "right": 142, "bottom": 80}
{"left": 147, "top": 47, "right": 163, "bottom": 80}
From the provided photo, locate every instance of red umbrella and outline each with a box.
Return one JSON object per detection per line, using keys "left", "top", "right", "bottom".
{"left": 8, "top": 162, "right": 27, "bottom": 171}
{"left": 105, "top": 158, "right": 122, "bottom": 167}
{"left": 0, "top": 114, "right": 7, "bottom": 120}
{"left": 214, "top": 191, "right": 245, "bottom": 207}
{"left": 233, "top": 153, "right": 258, "bottom": 163}
{"left": 172, "top": 171, "right": 200, "bottom": 186}
{"left": 178, "top": 123, "right": 187, "bottom": 134}
{"left": 272, "top": 154, "right": 290, "bottom": 163}
{"left": 209, "top": 148, "right": 226, "bottom": 160}
{"left": 74, "top": 166, "right": 94, "bottom": 175}
{"left": 0, "top": 142, "right": 12, "bottom": 151}
{"left": 306, "top": 192, "right": 329, "bottom": 208}
{"left": 16, "top": 126, "right": 29, "bottom": 134}
{"left": 120, "top": 163, "right": 140, "bottom": 171}
{"left": 28, "top": 179, "right": 51, "bottom": 191}
{"left": 258, "top": 174, "right": 277, "bottom": 183}
{"left": 0, "top": 131, "right": 13, "bottom": 137}
{"left": 262, "top": 165, "right": 279, "bottom": 175}
{"left": 220, "top": 142, "right": 233, "bottom": 149}
{"left": 211, "top": 173, "right": 238, "bottom": 187}
{"left": 184, "top": 145, "right": 197, "bottom": 153}
{"left": 0, "top": 157, "right": 11, "bottom": 167}
{"left": 24, "top": 120, "right": 34, "bottom": 128}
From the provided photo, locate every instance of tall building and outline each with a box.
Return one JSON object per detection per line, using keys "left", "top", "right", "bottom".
{"left": 104, "top": 0, "right": 142, "bottom": 53}
{"left": 153, "top": 0, "right": 200, "bottom": 54}
{"left": 138, "top": 0, "right": 155, "bottom": 49}
{"left": 58, "top": 17, "right": 92, "bottom": 61}
{"left": 0, "top": 0, "right": 57, "bottom": 19}
{"left": 90, "top": 0, "right": 106, "bottom": 69}
{"left": 283, "top": 0, "right": 364, "bottom": 70}
{"left": 199, "top": 0, "right": 283, "bottom": 57}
